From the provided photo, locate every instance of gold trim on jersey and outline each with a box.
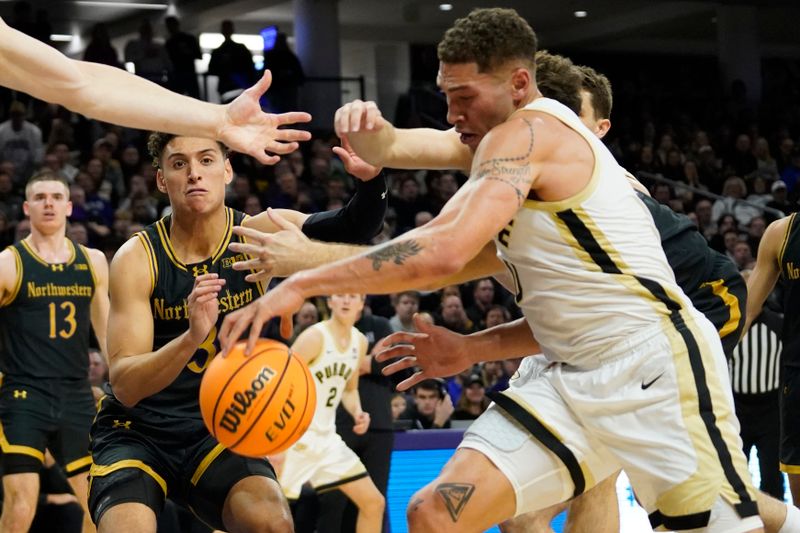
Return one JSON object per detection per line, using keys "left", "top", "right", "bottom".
{"left": 780, "top": 462, "right": 800, "bottom": 474}
{"left": 79, "top": 244, "right": 98, "bottom": 288}
{"left": 1, "top": 246, "right": 23, "bottom": 307}
{"left": 65, "top": 455, "right": 92, "bottom": 474}
{"left": 90, "top": 460, "right": 167, "bottom": 496}
{"left": 698, "top": 279, "right": 742, "bottom": 339}
{"left": 0, "top": 421, "right": 44, "bottom": 462}
{"left": 190, "top": 443, "right": 226, "bottom": 485}
{"left": 136, "top": 231, "right": 158, "bottom": 294}
{"left": 555, "top": 207, "right": 757, "bottom": 519}
{"left": 778, "top": 212, "right": 797, "bottom": 273}
{"left": 517, "top": 99, "right": 602, "bottom": 213}
{"left": 155, "top": 208, "right": 234, "bottom": 271}
{"left": 19, "top": 238, "right": 76, "bottom": 268}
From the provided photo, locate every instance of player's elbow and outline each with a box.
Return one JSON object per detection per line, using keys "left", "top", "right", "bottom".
{"left": 109, "top": 371, "right": 141, "bottom": 408}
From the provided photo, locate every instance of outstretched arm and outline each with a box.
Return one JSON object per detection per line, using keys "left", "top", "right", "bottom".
{"left": 744, "top": 216, "right": 789, "bottom": 334}
{"left": 335, "top": 99, "right": 472, "bottom": 172}
{"left": 0, "top": 17, "right": 310, "bottom": 165}
{"left": 374, "top": 314, "right": 539, "bottom": 391}
{"left": 219, "top": 115, "right": 539, "bottom": 353}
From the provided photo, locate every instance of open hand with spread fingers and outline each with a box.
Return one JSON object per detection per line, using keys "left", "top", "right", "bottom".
{"left": 374, "top": 313, "right": 476, "bottom": 392}
{"left": 230, "top": 208, "right": 311, "bottom": 282}
{"left": 219, "top": 70, "right": 313, "bottom": 165}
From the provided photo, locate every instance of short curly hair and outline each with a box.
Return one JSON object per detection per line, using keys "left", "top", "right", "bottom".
{"left": 146, "top": 132, "right": 228, "bottom": 168}
{"left": 578, "top": 65, "right": 613, "bottom": 120}
{"left": 534, "top": 51, "right": 583, "bottom": 115}
{"left": 437, "top": 8, "right": 537, "bottom": 73}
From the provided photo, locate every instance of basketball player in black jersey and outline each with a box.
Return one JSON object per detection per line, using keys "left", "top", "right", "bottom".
{"left": 88, "top": 133, "right": 385, "bottom": 533}
{"left": 746, "top": 212, "right": 800, "bottom": 507}
{"left": 0, "top": 171, "right": 110, "bottom": 533}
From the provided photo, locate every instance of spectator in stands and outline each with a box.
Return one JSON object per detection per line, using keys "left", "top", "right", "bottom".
{"left": 389, "top": 290, "right": 419, "bottom": 333}
{"left": 489, "top": 358, "right": 524, "bottom": 394}
{"left": 651, "top": 183, "right": 672, "bottom": 206}
{"left": 746, "top": 176, "right": 774, "bottom": 211}
{"left": 400, "top": 379, "right": 453, "bottom": 429}
{"left": 485, "top": 304, "right": 512, "bottom": 328}
{"left": 452, "top": 374, "right": 491, "bottom": 421}
{"left": 91, "top": 138, "right": 125, "bottom": 202}
{"left": 227, "top": 174, "right": 252, "bottom": 212}
{"left": 124, "top": 19, "right": 172, "bottom": 86}
{"left": 164, "top": 16, "right": 202, "bottom": 98}
{"left": 712, "top": 175, "right": 760, "bottom": 226}
{"left": 67, "top": 221, "right": 89, "bottom": 246}
{"left": 732, "top": 241, "right": 754, "bottom": 270}
{"left": 262, "top": 32, "right": 305, "bottom": 114}
{"left": 753, "top": 137, "right": 779, "bottom": 181}
{"left": 481, "top": 361, "right": 505, "bottom": 392}
{"left": 747, "top": 216, "right": 767, "bottom": 256}
{"left": 292, "top": 300, "right": 320, "bottom": 341}
{"left": 389, "top": 174, "right": 426, "bottom": 233}
{"left": 49, "top": 143, "right": 78, "bottom": 182}
{"left": 390, "top": 393, "right": 407, "bottom": 423}
{"left": 119, "top": 145, "right": 141, "bottom": 181}
{"left": 766, "top": 180, "right": 793, "bottom": 220}
{"left": 437, "top": 293, "right": 474, "bottom": 334}
{"left": 0, "top": 169, "right": 22, "bottom": 222}
{"left": 0, "top": 100, "right": 43, "bottom": 184}
{"left": 727, "top": 134, "right": 757, "bottom": 177}
{"left": 83, "top": 23, "right": 121, "bottom": 69}
{"left": 693, "top": 198, "right": 715, "bottom": 239}
{"left": 208, "top": 20, "right": 255, "bottom": 103}
{"left": 466, "top": 278, "right": 495, "bottom": 330}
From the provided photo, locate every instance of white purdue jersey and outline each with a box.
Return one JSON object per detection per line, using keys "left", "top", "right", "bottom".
{"left": 495, "top": 98, "right": 694, "bottom": 367}
{"left": 305, "top": 321, "right": 361, "bottom": 434}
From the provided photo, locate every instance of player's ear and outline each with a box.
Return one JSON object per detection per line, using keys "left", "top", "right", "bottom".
{"left": 511, "top": 67, "right": 530, "bottom": 95}
{"left": 595, "top": 119, "right": 611, "bottom": 139}
{"left": 224, "top": 159, "right": 234, "bottom": 185}
{"left": 155, "top": 169, "right": 167, "bottom": 193}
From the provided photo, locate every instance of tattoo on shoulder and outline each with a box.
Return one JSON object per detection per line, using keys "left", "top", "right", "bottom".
{"left": 475, "top": 118, "right": 535, "bottom": 206}
{"left": 435, "top": 482, "right": 475, "bottom": 522}
{"left": 365, "top": 240, "right": 423, "bottom": 271}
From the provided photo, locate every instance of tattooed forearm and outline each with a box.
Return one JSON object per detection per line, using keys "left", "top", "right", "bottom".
{"left": 435, "top": 482, "right": 475, "bottom": 522}
{"left": 365, "top": 240, "right": 423, "bottom": 271}
{"left": 474, "top": 118, "right": 535, "bottom": 205}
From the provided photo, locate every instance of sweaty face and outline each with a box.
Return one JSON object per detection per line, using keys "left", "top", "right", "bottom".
{"left": 23, "top": 181, "right": 72, "bottom": 233}
{"left": 158, "top": 137, "right": 231, "bottom": 214}
{"left": 438, "top": 62, "right": 517, "bottom": 152}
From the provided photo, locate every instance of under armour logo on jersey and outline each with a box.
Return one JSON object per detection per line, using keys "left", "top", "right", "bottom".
{"left": 112, "top": 420, "right": 132, "bottom": 429}
{"left": 192, "top": 265, "right": 209, "bottom": 277}
{"left": 51, "top": 264, "right": 64, "bottom": 272}
{"left": 12, "top": 389, "right": 26, "bottom": 399}
{"left": 381, "top": 189, "right": 387, "bottom": 200}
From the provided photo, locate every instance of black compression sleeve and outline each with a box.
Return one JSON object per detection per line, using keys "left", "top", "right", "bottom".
{"left": 301, "top": 172, "right": 388, "bottom": 244}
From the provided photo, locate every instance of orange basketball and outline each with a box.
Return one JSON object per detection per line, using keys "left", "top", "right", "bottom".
{"left": 200, "top": 338, "right": 316, "bottom": 457}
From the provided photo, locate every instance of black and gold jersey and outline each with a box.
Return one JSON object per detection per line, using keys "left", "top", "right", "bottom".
{"left": 126, "top": 208, "right": 264, "bottom": 422}
{"left": 778, "top": 213, "right": 800, "bottom": 367}
{"left": 0, "top": 239, "right": 96, "bottom": 378}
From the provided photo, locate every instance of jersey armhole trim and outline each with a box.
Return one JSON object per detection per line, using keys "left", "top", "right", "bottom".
{"left": 136, "top": 232, "right": 158, "bottom": 296}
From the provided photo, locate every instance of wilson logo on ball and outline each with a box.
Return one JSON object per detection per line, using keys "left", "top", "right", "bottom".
{"left": 219, "top": 366, "right": 276, "bottom": 433}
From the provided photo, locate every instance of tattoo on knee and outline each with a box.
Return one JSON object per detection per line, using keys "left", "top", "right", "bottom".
{"left": 435, "top": 483, "right": 475, "bottom": 522}
{"left": 410, "top": 497, "right": 424, "bottom": 513}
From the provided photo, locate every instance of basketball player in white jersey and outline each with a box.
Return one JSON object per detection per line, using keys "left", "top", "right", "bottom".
{"left": 221, "top": 8, "right": 761, "bottom": 533}
{"left": 281, "top": 293, "right": 385, "bottom": 533}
